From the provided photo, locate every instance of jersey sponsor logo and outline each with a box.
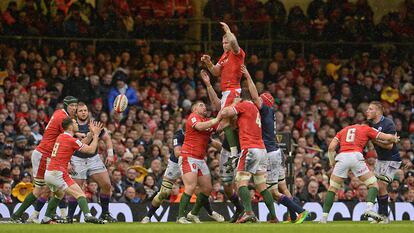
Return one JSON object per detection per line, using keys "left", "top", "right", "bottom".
{"left": 75, "top": 140, "right": 82, "bottom": 147}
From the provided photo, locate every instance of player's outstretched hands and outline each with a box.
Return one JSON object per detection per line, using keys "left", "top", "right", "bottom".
{"left": 394, "top": 133, "right": 400, "bottom": 143}
{"left": 201, "top": 54, "right": 211, "bottom": 63}
{"left": 220, "top": 22, "right": 231, "bottom": 33}
{"left": 200, "top": 70, "right": 211, "bottom": 85}
{"left": 90, "top": 120, "right": 103, "bottom": 136}
{"left": 241, "top": 65, "right": 251, "bottom": 78}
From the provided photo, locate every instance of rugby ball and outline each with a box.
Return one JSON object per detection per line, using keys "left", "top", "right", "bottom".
{"left": 113, "top": 94, "right": 128, "bottom": 113}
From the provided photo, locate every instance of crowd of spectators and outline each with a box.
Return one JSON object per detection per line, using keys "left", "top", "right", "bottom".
{"left": 0, "top": 0, "right": 413, "bottom": 207}
{"left": 1, "top": 0, "right": 414, "bottom": 42}
{"left": 205, "top": 0, "right": 414, "bottom": 41}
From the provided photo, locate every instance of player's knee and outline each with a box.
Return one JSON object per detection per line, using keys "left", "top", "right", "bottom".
{"left": 235, "top": 172, "right": 251, "bottom": 186}
{"left": 329, "top": 179, "right": 342, "bottom": 191}
{"left": 253, "top": 174, "right": 266, "bottom": 185}
{"left": 364, "top": 176, "right": 378, "bottom": 188}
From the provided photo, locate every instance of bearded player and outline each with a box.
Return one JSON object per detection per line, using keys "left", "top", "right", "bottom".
{"left": 220, "top": 90, "right": 277, "bottom": 223}
{"left": 11, "top": 96, "right": 81, "bottom": 223}
{"left": 201, "top": 22, "right": 245, "bottom": 161}
{"left": 320, "top": 124, "right": 400, "bottom": 223}
{"left": 242, "top": 65, "right": 308, "bottom": 223}
{"left": 41, "top": 118, "right": 104, "bottom": 224}
{"left": 176, "top": 101, "right": 222, "bottom": 224}
{"left": 66, "top": 102, "right": 116, "bottom": 223}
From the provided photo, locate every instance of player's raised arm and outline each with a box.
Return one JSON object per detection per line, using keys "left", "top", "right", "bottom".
{"left": 241, "top": 65, "right": 261, "bottom": 108}
{"left": 201, "top": 54, "right": 221, "bottom": 77}
{"left": 220, "top": 22, "right": 240, "bottom": 54}
{"left": 201, "top": 70, "right": 221, "bottom": 110}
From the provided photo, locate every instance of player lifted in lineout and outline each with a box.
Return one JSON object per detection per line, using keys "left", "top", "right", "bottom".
{"left": 201, "top": 22, "right": 244, "bottom": 161}
{"left": 321, "top": 123, "right": 400, "bottom": 223}
{"left": 41, "top": 118, "right": 105, "bottom": 224}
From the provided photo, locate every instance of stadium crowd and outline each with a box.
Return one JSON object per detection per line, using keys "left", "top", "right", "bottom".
{"left": 0, "top": 0, "right": 414, "bottom": 41}
{"left": 0, "top": 0, "right": 413, "bottom": 207}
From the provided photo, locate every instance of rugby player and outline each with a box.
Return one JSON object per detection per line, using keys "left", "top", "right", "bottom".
{"left": 321, "top": 124, "right": 400, "bottom": 223}
{"left": 11, "top": 96, "right": 80, "bottom": 223}
{"left": 220, "top": 90, "right": 277, "bottom": 223}
{"left": 141, "top": 126, "right": 224, "bottom": 223}
{"left": 201, "top": 22, "right": 245, "bottom": 160}
{"left": 200, "top": 70, "right": 244, "bottom": 222}
{"left": 66, "top": 102, "right": 116, "bottom": 223}
{"left": 366, "top": 101, "right": 401, "bottom": 223}
{"left": 41, "top": 118, "right": 104, "bottom": 224}
{"left": 242, "top": 65, "right": 309, "bottom": 223}
{"left": 176, "top": 101, "right": 222, "bottom": 224}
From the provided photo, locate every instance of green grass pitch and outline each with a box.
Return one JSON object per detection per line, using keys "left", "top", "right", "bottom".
{"left": 1, "top": 222, "right": 413, "bottom": 233}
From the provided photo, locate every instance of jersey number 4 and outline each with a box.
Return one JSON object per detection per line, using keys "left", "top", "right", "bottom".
{"left": 51, "top": 143, "right": 60, "bottom": 157}
{"left": 256, "top": 113, "right": 261, "bottom": 128}
{"left": 345, "top": 128, "right": 356, "bottom": 142}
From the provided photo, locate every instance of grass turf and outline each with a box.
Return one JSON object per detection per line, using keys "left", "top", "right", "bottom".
{"left": 1, "top": 221, "right": 413, "bottom": 233}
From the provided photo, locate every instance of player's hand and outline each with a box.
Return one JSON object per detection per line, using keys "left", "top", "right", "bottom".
{"left": 90, "top": 120, "right": 104, "bottom": 136}
{"left": 403, "top": 160, "right": 413, "bottom": 170}
{"left": 106, "top": 154, "right": 115, "bottom": 166}
{"left": 201, "top": 54, "right": 211, "bottom": 63}
{"left": 240, "top": 65, "right": 250, "bottom": 78}
{"left": 200, "top": 70, "right": 211, "bottom": 84}
{"left": 220, "top": 22, "right": 231, "bottom": 33}
{"left": 393, "top": 133, "right": 400, "bottom": 143}
{"left": 68, "top": 163, "right": 77, "bottom": 176}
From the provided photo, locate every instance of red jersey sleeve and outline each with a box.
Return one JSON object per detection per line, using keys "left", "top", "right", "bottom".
{"left": 72, "top": 138, "right": 84, "bottom": 151}
{"left": 189, "top": 113, "right": 203, "bottom": 128}
{"left": 364, "top": 125, "right": 380, "bottom": 139}
{"left": 334, "top": 130, "right": 341, "bottom": 141}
